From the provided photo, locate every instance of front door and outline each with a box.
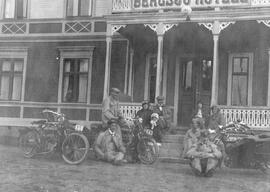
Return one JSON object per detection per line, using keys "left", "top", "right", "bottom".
{"left": 177, "top": 56, "right": 212, "bottom": 126}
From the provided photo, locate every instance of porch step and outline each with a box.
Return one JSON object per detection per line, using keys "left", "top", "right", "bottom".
{"left": 159, "top": 133, "right": 186, "bottom": 162}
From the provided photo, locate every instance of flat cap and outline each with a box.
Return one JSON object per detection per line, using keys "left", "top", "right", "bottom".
{"left": 110, "top": 87, "right": 120, "bottom": 94}
{"left": 142, "top": 100, "right": 149, "bottom": 105}
{"left": 107, "top": 119, "right": 118, "bottom": 125}
{"left": 156, "top": 96, "right": 165, "bottom": 100}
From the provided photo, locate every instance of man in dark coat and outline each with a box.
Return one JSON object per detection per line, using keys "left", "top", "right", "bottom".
{"left": 152, "top": 96, "right": 171, "bottom": 131}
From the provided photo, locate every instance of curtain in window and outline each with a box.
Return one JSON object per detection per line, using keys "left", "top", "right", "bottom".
{"left": 4, "top": 0, "right": 15, "bottom": 18}
{"left": 0, "top": 76, "right": 9, "bottom": 100}
{"left": 80, "top": 0, "right": 91, "bottom": 16}
{"left": 232, "top": 76, "right": 247, "bottom": 106}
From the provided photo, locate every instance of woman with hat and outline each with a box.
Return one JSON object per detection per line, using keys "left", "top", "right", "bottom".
{"left": 135, "top": 100, "right": 152, "bottom": 128}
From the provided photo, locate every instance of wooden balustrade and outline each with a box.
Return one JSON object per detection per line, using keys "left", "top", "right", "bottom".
{"left": 220, "top": 106, "right": 270, "bottom": 129}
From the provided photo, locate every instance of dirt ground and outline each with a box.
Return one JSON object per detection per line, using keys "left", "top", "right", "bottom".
{"left": 0, "top": 145, "right": 269, "bottom": 192}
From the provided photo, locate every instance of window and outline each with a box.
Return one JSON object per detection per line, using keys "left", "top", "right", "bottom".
{"left": 66, "top": 0, "right": 92, "bottom": 17}
{"left": 182, "top": 60, "right": 193, "bottom": 91}
{"left": 63, "top": 58, "right": 89, "bottom": 103}
{"left": 0, "top": 59, "right": 23, "bottom": 100}
{"left": 228, "top": 53, "right": 253, "bottom": 106}
{"left": 4, "top": 0, "right": 28, "bottom": 19}
{"left": 58, "top": 46, "right": 94, "bottom": 104}
{"left": 201, "top": 59, "right": 212, "bottom": 91}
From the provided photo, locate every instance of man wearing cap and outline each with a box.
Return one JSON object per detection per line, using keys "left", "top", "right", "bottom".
{"left": 152, "top": 96, "right": 172, "bottom": 132}
{"left": 135, "top": 100, "right": 152, "bottom": 128}
{"left": 94, "top": 119, "right": 126, "bottom": 165}
{"left": 102, "top": 87, "right": 128, "bottom": 136}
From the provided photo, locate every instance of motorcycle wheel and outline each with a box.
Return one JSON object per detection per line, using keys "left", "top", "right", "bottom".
{"left": 61, "top": 133, "right": 89, "bottom": 165}
{"left": 19, "top": 131, "right": 39, "bottom": 158}
{"left": 137, "top": 137, "right": 158, "bottom": 164}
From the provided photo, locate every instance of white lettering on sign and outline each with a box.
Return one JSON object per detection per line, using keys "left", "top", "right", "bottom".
{"left": 133, "top": 0, "right": 250, "bottom": 9}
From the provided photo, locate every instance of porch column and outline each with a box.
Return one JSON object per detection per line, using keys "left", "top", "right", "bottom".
{"left": 128, "top": 48, "right": 134, "bottom": 98}
{"left": 211, "top": 21, "right": 220, "bottom": 106}
{"left": 103, "top": 25, "right": 112, "bottom": 99}
{"left": 267, "top": 50, "right": 270, "bottom": 106}
{"left": 156, "top": 23, "right": 164, "bottom": 97}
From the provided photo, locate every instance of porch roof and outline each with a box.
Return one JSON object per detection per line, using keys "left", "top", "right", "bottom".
{"left": 105, "top": 7, "right": 270, "bottom": 24}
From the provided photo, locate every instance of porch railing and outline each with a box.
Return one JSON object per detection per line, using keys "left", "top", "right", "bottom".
{"left": 120, "top": 102, "right": 141, "bottom": 119}
{"left": 220, "top": 106, "right": 270, "bottom": 129}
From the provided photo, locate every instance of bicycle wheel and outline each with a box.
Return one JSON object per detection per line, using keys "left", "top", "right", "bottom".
{"left": 62, "top": 133, "right": 89, "bottom": 165}
{"left": 19, "top": 131, "right": 39, "bottom": 158}
{"left": 137, "top": 137, "right": 159, "bottom": 164}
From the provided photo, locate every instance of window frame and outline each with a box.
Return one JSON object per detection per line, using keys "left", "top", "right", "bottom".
{"left": 3, "top": 0, "right": 28, "bottom": 20}
{"left": 58, "top": 46, "right": 95, "bottom": 105}
{"left": 65, "top": 0, "right": 92, "bottom": 18}
{"left": 0, "top": 47, "right": 28, "bottom": 102}
{"left": 227, "top": 52, "right": 253, "bottom": 106}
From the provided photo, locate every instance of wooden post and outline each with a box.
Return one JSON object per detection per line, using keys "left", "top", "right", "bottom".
{"left": 211, "top": 21, "right": 220, "bottom": 106}
{"left": 103, "top": 24, "right": 112, "bottom": 100}
{"left": 267, "top": 49, "right": 270, "bottom": 106}
{"left": 155, "top": 23, "right": 164, "bottom": 98}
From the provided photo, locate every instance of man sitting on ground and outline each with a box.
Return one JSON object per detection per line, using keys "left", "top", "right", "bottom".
{"left": 94, "top": 119, "right": 126, "bottom": 165}
{"left": 186, "top": 132, "right": 222, "bottom": 177}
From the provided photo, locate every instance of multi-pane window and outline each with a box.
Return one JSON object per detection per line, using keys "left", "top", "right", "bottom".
{"left": 62, "top": 58, "right": 89, "bottom": 103}
{"left": 228, "top": 53, "right": 253, "bottom": 106}
{"left": 0, "top": 59, "right": 23, "bottom": 100}
{"left": 231, "top": 57, "right": 249, "bottom": 106}
{"left": 4, "top": 0, "right": 28, "bottom": 19}
{"left": 66, "top": 0, "right": 92, "bottom": 17}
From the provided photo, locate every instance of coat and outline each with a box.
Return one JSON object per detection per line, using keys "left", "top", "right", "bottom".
{"left": 94, "top": 130, "right": 126, "bottom": 162}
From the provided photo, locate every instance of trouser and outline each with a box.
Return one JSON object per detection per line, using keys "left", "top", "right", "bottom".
{"left": 106, "top": 151, "right": 125, "bottom": 164}
{"left": 190, "top": 158, "right": 219, "bottom": 176}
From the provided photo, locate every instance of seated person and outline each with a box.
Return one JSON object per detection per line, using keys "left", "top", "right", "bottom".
{"left": 152, "top": 96, "right": 171, "bottom": 132}
{"left": 186, "top": 132, "right": 222, "bottom": 177}
{"left": 135, "top": 100, "right": 152, "bottom": 128}
{"left": 182, "top": 118, "right": 202, "bottom": 158}
{"left": 94, "top": 119, "right": 126, "bottom": 165}
{"left": 192, "top": 101, "right": 207, "bottom": 130}
{"left": 208, "top": 105, "right": 226, "bottom": 132}
{"left": 149, "top": 113, "right": 163, "bottom": 146}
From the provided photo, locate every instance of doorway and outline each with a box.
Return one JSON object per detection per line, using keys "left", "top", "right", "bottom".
{"left": 176, "top": 55, "right": 212, "bottom": 126}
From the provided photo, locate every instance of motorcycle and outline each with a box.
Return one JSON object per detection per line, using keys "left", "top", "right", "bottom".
{"left": 19, "top": 109, "right": 90, "bottom": 165}
{"left": 211, "top": 120, "right": 270, "bottom": 174}
{"left": 123, "top": 118, "right": 159, "bottom": 164}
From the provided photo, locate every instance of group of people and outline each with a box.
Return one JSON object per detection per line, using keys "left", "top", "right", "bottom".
{"left": 94, "top": 87, "right": 171, "bottom": 165}
{"left": 94, "top": 87, "right": 226, "bottom": 177}
{"left": 182, "top": 102, "right": 226, "bottom": 177}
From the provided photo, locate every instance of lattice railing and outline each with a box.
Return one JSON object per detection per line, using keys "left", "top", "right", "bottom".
{"left": 64, "top": 21, "right": 92, "bottom": 33}
{"left": 1, "top": 23, "right": 27, "bottom": 34}
{"left": 220, "top": 107, "right": 270, "bottom": 129}
{"left": 120, "top": 102, "right": 141, "bottom": 119}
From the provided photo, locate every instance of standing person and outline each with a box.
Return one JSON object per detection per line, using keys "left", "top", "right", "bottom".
{"left": 208, "top": 105, "right": 226, "bottom": 132}
{"left": 94, "top": 119, "right": 127, "bottom": 165}
{"left": 135, "top": 100, "right": 152, "bottom": 128}
{"left": 186, "top": 132, "right": 222, "bottom": 177}
{"left": 101, "top": 87, "right": 129, "bottom": 136}
{"left": 152, "top": 96, "right": 172, "bottom": 132}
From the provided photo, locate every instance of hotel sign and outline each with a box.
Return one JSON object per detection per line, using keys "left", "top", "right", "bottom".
{"left": 112, "top": 0, "right": 251, "bottom": 12}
